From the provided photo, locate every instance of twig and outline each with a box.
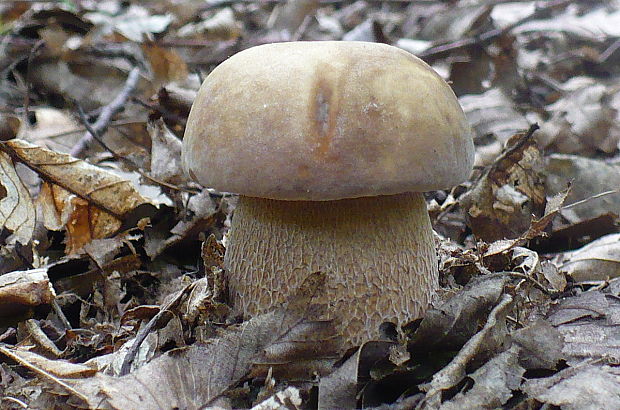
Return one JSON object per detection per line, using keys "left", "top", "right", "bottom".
{"left": 75, "top": 106, "right": 199, "bottom": 194}
{"left": 202, "top": 0, "right": 439, "bottom": 10}
{"left": 24, "top": 40, "right": 45, "bottom": 124}
{"left": 508, "top": 271, "right": 553, "bottom": 295}
{"left": 562, "top": 190, "right": 619, "bottom": 210}
{"left": 70, "top": 67, "right": 141, "bottom": 158}
{"left": 119, "top": 283, "right": 195, "bottom": 376}
{"left": 418, "top": 0, "right": 573, "bottom": 59}
{"left": 51, "top": 300, "right": 72, "bottom": 331}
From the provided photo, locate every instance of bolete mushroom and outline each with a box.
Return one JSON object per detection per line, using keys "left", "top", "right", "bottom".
{"left": 182, "top": 41, "right": 474, "bottom": 345}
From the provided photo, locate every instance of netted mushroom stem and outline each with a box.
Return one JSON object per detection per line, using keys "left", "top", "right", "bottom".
{"left": 224, "top": 192, "right": 438, "bottom": 346}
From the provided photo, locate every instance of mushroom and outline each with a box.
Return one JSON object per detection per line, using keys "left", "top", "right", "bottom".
{"left": 182, "top": 41, "right": 474, "bottom": 345}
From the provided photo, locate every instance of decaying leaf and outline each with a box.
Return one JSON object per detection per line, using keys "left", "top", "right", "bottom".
{"left": 251, "top": 387, "right": 302, "bottom": 410}
{"left": 512, "top": 320, "right": 564, "bottom": 370}
{"left": 0, "top": 113, "right": 21, "bottom": 141}
{"left": 177, "top": 8, "right": 243, "bottom": 40}
{"left": 11, "top": 272, "right": 341, "bottom": 409}
{"left": 420, "top": 293, "right": 513, "bottom": 408}
{"left": 556, "top": 233, "right": 620, "bottom": 282}
{"left": 538, "top": 78, "right": 620, "bottom": 154}
{"left": 459, "top": 89, "right": 530, "bottom": 147}
{"left": 16, "top": 107, "right": 81, "bottom": 154}
{"left": 2, "top": 139, "right": 149, "bottom": 253}
{"left": 439, "top": 346, "right": 525, "bottom": 410}
{"left": 318, "top": 341, "right": 395, "bottom": 409}
{"left": 84, "top": 4, "right": 173, "bottom": 43}
{"left": 147, "top": 118, "right": 184, "bottom": 185}
{"left": 409, "top": 273, "right": 509, "bottom": 351}
{"left": 0, "top": 268, "right": 55, "bottom": 323}
{"left": 522, "top": 363, "right": 620, "bottom": 410}
{"left": 0, "top": 151, "right": 35, "bottom": 245}
{"left": 145, "top": 189, "right": 216, "bottom": 258}
{"left": 484, "top": 187, "right": 570, "bottom": 257}
{"left": 546, "top": 154, "right": 620, "bottom": 224}
{"left": 142, "top": 43, "right": 189, "bottom": 87}
{"left": 547, "top": 285, "right": 620, "bottom": 364}
{"left": 461, "top": 128, "right": 546, "bottom": 242}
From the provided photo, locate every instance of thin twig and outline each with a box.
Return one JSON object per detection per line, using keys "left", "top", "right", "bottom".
{"left": 51, "top": 300, "right": 72, "bottom": 331}
{"left": 562, "top": 190, "right": 619, "bottom": 210}
{"left": 508, "top": 271, "right": 553, "bottom": 295}
{"left": 70, "top": 67, "right": 141, "bottom": 158}
{"left": 75, "top": 106, "right": 199, "bottom": 194}
{"left": 24, "top": 40, "right": 45, "bottom": 124}
{"left": 119, "top": 283, "right": 195, "bottom": 376}
{"left": 418, "top": 0, "right": 573, "bottom": 59}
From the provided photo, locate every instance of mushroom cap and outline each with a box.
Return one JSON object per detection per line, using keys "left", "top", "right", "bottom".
{"left": 182, "top": 41, "right": 474, "bottom": 200}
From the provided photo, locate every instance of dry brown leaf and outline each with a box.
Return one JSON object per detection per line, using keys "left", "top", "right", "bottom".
{"left": 484, "top": 187, "right": 570, "bottom": 257}
{"left": 251, "top": 387, "right": 302, "bottom": 410}
{"left": 419, "top": 5, "right": 491, "bottom": 42}
{"left": 420, "top": 293, "right": 513, "bottom": 407}
{"left": 0, "top": 345, "right": 96, "bottom": 379}
{"left": 409, "top": 273, "right": 508, "bottom": 351}
{"left": 546, "top": 154, "right": 620, "bottom": 224}
{"left": 43, "top": 272, "right": 341, "bottom": 409}
{"left": 545, "top": 287, "right": 620, "bottom": 364}
{"left": 177, "top": 8, "right": 242, "bottom": 40}
{"left": 0, "top": 151, "right": 35, "bottom": 245}
{"left": 439, "top": 346, "right": 524, "bottom": 410}
{"left": 461, "top": 129, "right": 546, "bottom": 242}
{"left": 459, "top": 89, "right": 531, "bottom": 156}
{"left": 147, "top": 118, "right": 184, "bottom": 185}
{"left": 145, "top": 189, "right": 216, "bottom": 258}
{"left": 142, "top": 42, "right": 188, "bottom": 87}
{"left": 538, "top": 78, "right": 620, "bottom": 154}
{"left": 84, "top": 4, "right": 172, "bottom": 43}
{"left": 0, "top": 268, "right": 55, "bottom": 323}
{"left": 522, "top": 364, "right": 620, "bottom": 409}
{"left": 29, "top": 61, "right": 131, "bottom": 112}
{"left": 16, "top": 108, "right": 81, "bottom": 154}
{"left": 272, "top": 0, "right": 319, "bottom": 35}
{"left": 0, "top": 113, "right": 21, "bottom": 141}
{"left": 512, "top": 321, "right": 564, "bottom": 370}
{"left": 2, "top": 139, "right": 149, "bottom": 253}
{"left": 318, "top": 341, "right": 396, "bottom": 409}
{"left": 556, "top": 233, "right": 620, "bottom": 282}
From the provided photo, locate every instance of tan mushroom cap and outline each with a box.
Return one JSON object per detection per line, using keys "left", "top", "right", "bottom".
{"left": 182, "top": 41, "right": 474, "bottom": 200}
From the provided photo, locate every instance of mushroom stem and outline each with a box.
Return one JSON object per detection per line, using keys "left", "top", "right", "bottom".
{"left": 225, "top": 192, "right": 438, "bottom": 345}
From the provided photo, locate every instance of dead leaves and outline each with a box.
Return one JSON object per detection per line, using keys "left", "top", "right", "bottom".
{"left": 0, "top": 272, "right": 342, "bottom": 409}
{"left": 0, "top": 268, "right": 55, "bottom": 324}
{"left": 556, "top": 233, "right": 620, "bottom": 281}
{"left": 1, "top": 139, "right": 149, "bottom": 254}
{"left": 0, "top": 151, "right": 35, "bottom": 245}
{"left": 461, "top": 126, "right": 546, "bottom": 242}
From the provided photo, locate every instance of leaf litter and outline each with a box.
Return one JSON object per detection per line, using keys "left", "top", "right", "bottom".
{"left": 1, "top": 0, "right": 620, "bottom": 409}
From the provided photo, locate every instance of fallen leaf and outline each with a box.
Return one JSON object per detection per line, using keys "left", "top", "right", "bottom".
{"left": 142, "top": 43, "right": 188, "bottom": 87}
{"left": 409, "top": 273, "right": 509, "bottom": 351}
{"left": 84, "top": 4, "right": 172, "bottom": 43}
{"left": 0, "top": 151, "right": 35, "bottom": 245}
{"left": 147, "top": 118, "right": 184, "bottom": 185}
{"left": 546, "top": 154, "right": 620, "bottom": 224}
{"left": 522, "top": 363, "right": 620, "bottom": 410}
{"left": 420, "top": 293, "right": 513, "bottom": 407}
{"left": 459, "top": 88, "right": 531, "bottom": 145}
{"left": 538, "top": 77, "right": 620, "bottom": 154}
{"left": 0, "top": 268, "right": 55, "bottom": 323}
{"left": 439, "top": 346, "right": 524, "bottom": 410}
{"left": 557, "top": 233, "right": 620, "bottom": 281}
{"left": 461, "top": 128, "right": 546, "bottom": 242}
{"left": 2, "top": 139, "right": 149, "bottom": 253}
